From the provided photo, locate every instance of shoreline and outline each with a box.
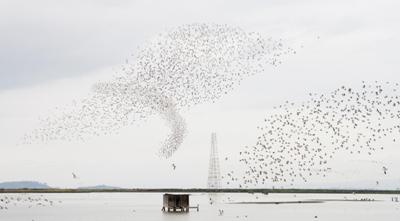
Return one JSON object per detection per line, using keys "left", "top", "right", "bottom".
{"left": 1, "top": 188, "right": 399, "bottom": 194}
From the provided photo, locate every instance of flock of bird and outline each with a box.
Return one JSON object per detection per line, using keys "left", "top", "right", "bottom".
{"left": 225, "top": 81, "right": 399, "bottom": 187}
{"left": 0, "top": 194, "right": 60, "bottom": 210}
{"left": 23, "top": 23, "right": 294, "bottom": 158}
{"left": 17, "top": 23, "right": 396, "bottom": 189}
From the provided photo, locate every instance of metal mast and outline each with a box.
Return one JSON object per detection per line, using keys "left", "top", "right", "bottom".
{"left": 207, "top": 132, "right": 221, "bottom": 189}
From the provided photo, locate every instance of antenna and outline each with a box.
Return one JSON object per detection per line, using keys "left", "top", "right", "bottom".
{"left": 208, "top": 132, "right": 221, "bottom": 189}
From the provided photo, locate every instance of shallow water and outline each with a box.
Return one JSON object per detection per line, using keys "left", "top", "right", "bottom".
{"left": 1, "top": 193, "right": 399, "bottom": 221}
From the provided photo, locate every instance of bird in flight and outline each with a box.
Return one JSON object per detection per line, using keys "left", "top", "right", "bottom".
{"left": 382, "top": 166, "right": 388, "bottom": 175}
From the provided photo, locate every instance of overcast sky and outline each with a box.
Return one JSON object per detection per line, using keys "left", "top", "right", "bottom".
{"left": 1, "top": 0, "right": 400, "bottom": 189}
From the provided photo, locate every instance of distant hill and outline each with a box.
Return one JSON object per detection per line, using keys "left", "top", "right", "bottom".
{"left": 78, "top": 185, "right": 121, "bottom": 190}
{"left": 0, "top": 181, "right": 51, "bottom": 189}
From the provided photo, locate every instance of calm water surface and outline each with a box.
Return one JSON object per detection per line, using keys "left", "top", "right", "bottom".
{"left": 1, "top": 193, "right": 399, "bottom": 221}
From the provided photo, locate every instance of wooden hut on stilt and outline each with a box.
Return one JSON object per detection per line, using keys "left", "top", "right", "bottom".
{"left": 161, "top": 194, "right": 199, "bottom": 212}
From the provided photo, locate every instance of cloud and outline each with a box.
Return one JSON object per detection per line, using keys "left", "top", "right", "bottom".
{"left": 1, "top": 0, "right": 400, "bottom": 188}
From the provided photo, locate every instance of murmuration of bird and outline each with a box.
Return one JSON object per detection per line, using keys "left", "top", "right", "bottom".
{"left": 22, "top": 23, "right": 295, "bottom": 158}
{"left": 224, "top": 81, "right": 399, "bottom": 187}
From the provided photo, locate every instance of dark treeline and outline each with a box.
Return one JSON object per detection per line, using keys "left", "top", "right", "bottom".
{"left": 1, "top": 188, "right": 399, "bottom": 194}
